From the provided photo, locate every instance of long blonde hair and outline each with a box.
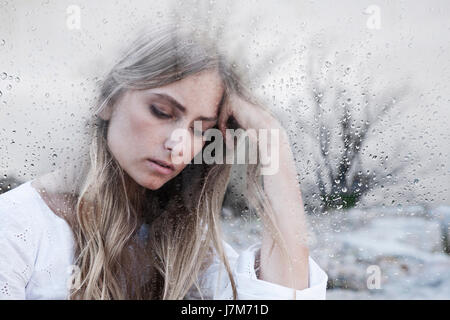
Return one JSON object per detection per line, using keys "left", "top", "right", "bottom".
{"left": 47, "top": 23, "right": 296, "bottom": 299}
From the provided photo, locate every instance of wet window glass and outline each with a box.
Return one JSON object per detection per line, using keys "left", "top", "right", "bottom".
{"left": 1, "top": 0, "right": 449, "bottom": 300}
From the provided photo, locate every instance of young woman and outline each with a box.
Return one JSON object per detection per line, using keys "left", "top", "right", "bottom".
{"left": 0, "top": 24, "right": 328, "bottom": 299}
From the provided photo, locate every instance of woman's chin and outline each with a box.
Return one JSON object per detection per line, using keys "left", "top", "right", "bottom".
{"left": 141, "top": 176, "right": 168, "bottom": 191}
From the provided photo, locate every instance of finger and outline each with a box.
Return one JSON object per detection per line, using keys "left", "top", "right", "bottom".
{"left": 218, "top": 104, "right": 228, "bottom": 131}
{"left": 247, "top": 129, "right": 258, "bottom": 146}
{"left": 218, "top": 105, "right": 230, "bottom": 146}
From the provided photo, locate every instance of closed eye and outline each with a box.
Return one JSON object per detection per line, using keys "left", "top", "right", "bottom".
{"left": 150, "top": 104, "right": 209, "bottom": 137}
{"left": 150, "top": 104, "right": 171, "bottom": 119}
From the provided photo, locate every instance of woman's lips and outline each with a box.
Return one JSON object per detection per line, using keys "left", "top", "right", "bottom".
{"left": 146, "top": 159, "right": 174, "bottom": 175}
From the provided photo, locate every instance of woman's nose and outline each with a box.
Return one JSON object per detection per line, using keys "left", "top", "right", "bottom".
{"left": 164, "top": 129, "right": 190, "bottom": 158}
{"left": 164, "top": 137, "right": 182, "bottom": 155}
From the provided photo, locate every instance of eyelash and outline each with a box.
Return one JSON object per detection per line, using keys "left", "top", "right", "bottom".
{"left": 150, "top": 104, "right": 206, "bottom": 137}
{"left": 150, "top": 104, "right": 171, "bottom": 119}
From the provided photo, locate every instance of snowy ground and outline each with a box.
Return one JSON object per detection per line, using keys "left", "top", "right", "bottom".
{"left": 220, "top": 205, "right": 450, "bottom": 299}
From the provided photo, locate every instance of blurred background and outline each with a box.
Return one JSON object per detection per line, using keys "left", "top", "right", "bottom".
{"left": 0, "top": 0, "right": 449, "bottom": 299}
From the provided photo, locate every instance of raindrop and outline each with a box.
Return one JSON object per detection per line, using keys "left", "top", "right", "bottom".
{"left": 0, "top": 90, "right": 2, "bottom": 97}
{"left": 0, "top": 72, "right": 7, "bottom": 80}
{"left": 45, "top": 92, "right": 50, "bottom": 98}
{"left": 15, "top": 77, "right": 20, "bottom": 83}
{"left": 0, "top": 39, "right": 5, "bottom": 46}
{"left": 6, "top": 84, "right": 12, "bottom": 90}
{"left": 413, "top": 178, "right": 419, "bottom": 184}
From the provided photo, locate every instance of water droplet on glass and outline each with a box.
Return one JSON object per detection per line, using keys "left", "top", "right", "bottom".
{"left": 45, "top": 92, "right": 50, "bottom": 98}
{"left": 413, "top": 178, "right": 419, "bottom": 184}
{"left": 0, "top": 39, "right": 5, "bottom": 46}
{"left": 0, "top": 72, "right": 7, "bottom": 80}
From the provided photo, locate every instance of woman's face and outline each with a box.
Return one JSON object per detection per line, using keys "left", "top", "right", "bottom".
{"left": 100, "top": 69, "right": 224, "bottom": 190}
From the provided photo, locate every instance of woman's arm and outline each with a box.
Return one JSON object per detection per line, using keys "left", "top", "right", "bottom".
{"left": 218, "top": 95, "right": 311, "bottom": 291}
{"left": 258, "top": 127, "right": 310, "bottom": 290}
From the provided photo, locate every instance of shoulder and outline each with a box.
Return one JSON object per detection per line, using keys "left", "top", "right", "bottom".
{"left": 0, "top": 180, "right": 37, "bottom": 224}
{"left": 0, "top": 181, "right": 44, "bottom": 286}
{"left": 0, "top": 179, "right": 58, "bottom": 240}
{"left": 0, "top": 177, "right": 75, "bottom": 260}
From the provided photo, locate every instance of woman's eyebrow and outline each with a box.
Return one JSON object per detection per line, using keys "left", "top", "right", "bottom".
{"left": 153, "top": 93, "right": 218, "bottom": 121}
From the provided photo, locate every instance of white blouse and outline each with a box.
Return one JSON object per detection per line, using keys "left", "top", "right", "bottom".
{"left": 0, "top": 180, "right": 328, "bottom": 300}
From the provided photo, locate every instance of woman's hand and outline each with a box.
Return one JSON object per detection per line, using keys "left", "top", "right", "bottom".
{"left": 217, "top": 94, "right": 285, "bottom": 149}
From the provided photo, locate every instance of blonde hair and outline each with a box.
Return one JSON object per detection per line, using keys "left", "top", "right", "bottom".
{"left": 44, "top": 23, "right": 296, "bottom": 299}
